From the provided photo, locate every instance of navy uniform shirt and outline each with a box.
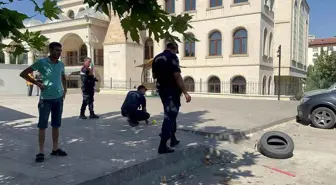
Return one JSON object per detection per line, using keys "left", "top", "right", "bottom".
{"left": 80, "top": 67, "right": 95, "bottom": 94}
{"left": 121, "top": 91, "right": 146, "bottom": 112}
{"left": 152, "top": 50, "right": 181, "bottom": 91}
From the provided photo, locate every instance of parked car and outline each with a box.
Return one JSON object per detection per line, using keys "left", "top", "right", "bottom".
{"left": 296, "top": 87, "right": 336, "bottom": 129}
{"left": 303, "top": 82, "right": 336, "bottom": 97}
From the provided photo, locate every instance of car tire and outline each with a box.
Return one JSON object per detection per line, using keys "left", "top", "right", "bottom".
{"left": 310, "top": 107, "right": 336, "bottom": 129}
{"left": 258, "top": 131, "right": 294, "bottom": 159}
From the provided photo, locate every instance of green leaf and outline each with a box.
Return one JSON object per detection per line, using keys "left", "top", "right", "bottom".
{"left": 1, "top": 0, "right": 198, "bottom": 56}
{"left": 83, "top": 0, "right": 198, "bottom": 44}
{"left": 42, "top": 0, "right": 61, "bottom": 19}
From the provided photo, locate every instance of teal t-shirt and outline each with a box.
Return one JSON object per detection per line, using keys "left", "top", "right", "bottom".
{"left": 31, "top": 57, "right": 65, "bottom": 100}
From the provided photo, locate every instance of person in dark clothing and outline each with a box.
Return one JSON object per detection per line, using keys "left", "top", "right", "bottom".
{"left": 79, "top": 57, "right": 99, "bottom": 119}
{"left": 35, "top": 72, "right": 42, "bottom": 96}
{"left": 152, "top": 42, "right": 191, "bottom": 154}
{"left": 121, "top": 85, "right": 150, "bottom": 127}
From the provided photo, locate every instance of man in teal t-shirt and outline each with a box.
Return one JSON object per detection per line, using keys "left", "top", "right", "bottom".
{"left": 19, "top": 42, "right": 68, "bottom": 163}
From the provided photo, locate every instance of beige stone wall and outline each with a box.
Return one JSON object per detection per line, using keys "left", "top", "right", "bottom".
{"left": 103, "top": 16, "right": 126, "bottom": 45}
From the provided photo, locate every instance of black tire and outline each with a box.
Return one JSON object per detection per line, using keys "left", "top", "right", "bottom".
{"left": 310, "top": 107, "right": 336, "bottom": 129}
{"left": 259, "top": 131, "right": 294, "bottom": 159}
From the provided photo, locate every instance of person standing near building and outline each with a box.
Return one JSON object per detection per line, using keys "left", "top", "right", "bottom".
{"left": 152, "top": 42, "right": 191, "bottom": 154}
{"left": 35, "top": 71, "right": 42, "bottom": 96}
{"left": 26, "top": 72, "right": 34, "bottom": 96}
{"left": 19, "top": 42, "right": 68, "bottom": 162}
{"left": 79, "top": 57, "right": 99, "bottom": 119}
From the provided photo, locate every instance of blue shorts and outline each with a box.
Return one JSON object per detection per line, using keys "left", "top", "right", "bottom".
{"left": 37, "top": 97, "right": 64, "bottom": 129}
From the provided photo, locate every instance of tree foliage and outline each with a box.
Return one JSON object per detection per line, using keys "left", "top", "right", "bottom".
{"left": 0, "top": 0, "right": 196, "bottom": 56}
{"left": 86, "top": 0, "right": 197, "bottom": 43}
{"left": 0, "top": 0, "right": 61, "bottom": 56}
{"left": 305, "top": 50, "right": 336, "bottom": 91}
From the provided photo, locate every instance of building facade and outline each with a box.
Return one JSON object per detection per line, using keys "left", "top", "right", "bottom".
{"left": 273, "top": 0, "right": 309, "bottom": 95}
{"left": 307, "top": 37, "right": 336, "bottom": 66}
{"left": 0, "top": 0, "right": 310, "bottom": 96}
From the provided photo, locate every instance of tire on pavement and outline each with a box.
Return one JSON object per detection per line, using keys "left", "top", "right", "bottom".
{"left": 310, "top": 107, "right": 336, "bottom": 129}
{"left": 258, "top": 131, "right": 294, "bottom": 159}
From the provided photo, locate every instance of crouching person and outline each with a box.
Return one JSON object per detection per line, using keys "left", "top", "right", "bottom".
{"left": 121, "top": 85, "right": 150, "bottom": 127}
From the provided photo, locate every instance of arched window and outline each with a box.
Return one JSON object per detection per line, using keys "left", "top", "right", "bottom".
{"left": 233, "top": 29, "right": 247, "bottom": 54}
{"left": 298, "top": 1, "right": 305, "bottom": 64}
{"left": 269, "top": 0, "right": 274, "bottom": 10}
{"left": 184, "top": 77, "right": 195, "bottom": 92}
{"left": 231, "top": 75, "right": 247, "bottom": 94}
{"left": 262, "top": 76, "right": 267, "bottom": 95}
{"left": 292, "top": 1, "right": 298, "bottom": 61}
{"left": 165, "top": 0, "right": 175, "bottom": 14}
{"left": 210, "top": 0, "right": 222, "bottom": 7}
{"left": 268, "top": 76, "right": 272, "bottom": 95}
{"left": 0, "top": 50, "right": 4, "bottom": 64}
{"left": 68, "top": 10, "right": 75, "bottom": 19}
{"left": 185, "top": 0, "right": 196, "bottom": 11}
{"left": 144, "top": 38, "right": 154, "bottom": 59}
{"left": 209, "top": 31, "right": 222, "bottom": 56}
{"left": 263, "top": 29, "right": 268, "bottom": 56}
{"left": 185, "top": 34, "right": 195, "bottom": 57}
{"left": 268, "top": 33, "right": 273, "bottom": 57}
{"left": 208, "top": 76, "right": 221, "bottom": 93}
{"left": 80, "top": 44, "right": 87, "bottom": 61}
{"left": 234, "top": 0, "right": 248, "bottom": 3}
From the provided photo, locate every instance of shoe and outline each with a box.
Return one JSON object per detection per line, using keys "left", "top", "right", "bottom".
{"left": 50, "top": 149, "right": 67, "bottom": 156}
{"left": 158, "top": 139, "right": 175, "bottom": 154}
{"left": 89, "top": 112, "right": 99, "bottom": 119}
{"left": 127, "top": 119, "right": 139, "bottom": 127}
{"left": 35, "top": 153, "right": 45, "bottom": 163}
{"left": 79, "top": 110, "right": 87, "bottom": 119}
{"left": 170, "top": 135, "right": 180, "bottom": 147}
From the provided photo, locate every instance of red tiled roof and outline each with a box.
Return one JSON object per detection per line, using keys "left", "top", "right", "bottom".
{"left": 309, "top": 37, "right": 336, "bottom": 47}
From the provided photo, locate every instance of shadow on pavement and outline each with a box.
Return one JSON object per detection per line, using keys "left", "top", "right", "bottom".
{"left": 150, "top": 110, "right": 250, "bottom": 143}
{"left": 0, "top": 106, "right": 35, "bottom": 122}
{"left": 0, "top": 108, "right": 259, "bottom": 185}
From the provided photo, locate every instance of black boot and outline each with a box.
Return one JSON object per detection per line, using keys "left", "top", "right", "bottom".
{"left": 89, "top": 111, "right": 99, "bottom": 119}
{"left": 170, "top": 134, "right": 180, "bottom": 147}
{"left": 158, "top": 139, "right": 175, "bottom": 154}
{"left": 79, "top": 110, "right": 87, "bottom": 119}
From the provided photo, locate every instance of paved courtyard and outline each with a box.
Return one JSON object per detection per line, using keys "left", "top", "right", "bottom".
{"left": 168, "top": 121, "right": 336, "bottom": 185}
{"left": 1, "top": 93, "right": 298, "bottom": 133}
{"left": 0, "top": 93, "right": 299, "bottom": 184}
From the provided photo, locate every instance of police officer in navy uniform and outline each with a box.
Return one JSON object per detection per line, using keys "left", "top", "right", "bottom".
{"left": 79, "top": 57, "right": 99, "bottom": 119}
{"left": 152, "top": 42, "right": 191, "bottom": 154}
{"left": 121, "top": 85, "right": 150, "bottom": 127}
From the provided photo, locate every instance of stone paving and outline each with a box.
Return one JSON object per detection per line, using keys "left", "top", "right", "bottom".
{"left": 0, "top": 93, "right": 299, "bottom": 184}
{"left": 166, "top": 121, "right": 336, "bottom": 185}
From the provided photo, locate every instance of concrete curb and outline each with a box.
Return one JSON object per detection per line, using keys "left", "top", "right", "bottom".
{"left": 178, "top": 117, "right": 295, "bottom": 143}
{"left": 78, "top": 144, "right": 211, "bottom": 185}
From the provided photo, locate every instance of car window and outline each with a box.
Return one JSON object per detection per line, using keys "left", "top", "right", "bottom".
{"left": 328, "top": 83, "right": 336, "bottom": 90}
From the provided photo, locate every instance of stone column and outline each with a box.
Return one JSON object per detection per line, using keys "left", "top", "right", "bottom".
{"left": 85, "top": 43, "right": 92, "bottom": 58}
{"left": 3, "top": 50, "right": 10, "bottom": 64}
{"left": 28, "top": 50, "right": 34, "bottom": 65}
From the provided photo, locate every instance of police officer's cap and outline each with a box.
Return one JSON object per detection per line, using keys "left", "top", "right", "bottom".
{"left": 166, "top": 42, "right": 179, "bottom": 54}
{"left": 137, "top": 85, "right": 147, "bottom": 91}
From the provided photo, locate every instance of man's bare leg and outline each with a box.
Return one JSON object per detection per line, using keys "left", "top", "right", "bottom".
{"left": 52, "top": 127, "right": 59, "bottom": 151}
{"left": 38, "top": 128, "right": 46, "bottom": 153}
